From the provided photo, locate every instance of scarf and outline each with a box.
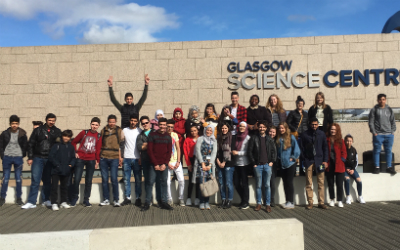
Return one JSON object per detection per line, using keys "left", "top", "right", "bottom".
{"left": 173, "top": 107, "right": 185, "bottom": 122}
{"left": 189, "top": 105, "right": 200, "bottom": 123}
{"left": 220, "top": 131, "right": 232, "bottom": 162}
{"left": 235, "top": 122, "right": 249, "bottom": 150}
{"left": 203, "top": 125, "right": 216, "bottom": 144}
{"left": 154, "top": 109, "right": 164, "bottom": 121}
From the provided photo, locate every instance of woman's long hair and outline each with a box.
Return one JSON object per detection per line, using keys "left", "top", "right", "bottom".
{"left": 327, "top": 123, "right": 343, "bottom": 147}
{"left": 276, "top": 122, "right": 291, "bottom": 150}
{"left": 204, "top": 103, "right": 217, "bottom": 118}
{"left": 313, "top": 92, "right": 326, "bottom": 109}
{"left": 266, "top": 94, "right": 285, "bottom": 113}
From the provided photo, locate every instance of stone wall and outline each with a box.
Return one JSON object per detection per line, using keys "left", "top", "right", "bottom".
{"left": 0, "top": 33, "right": 399, "bottom": 163}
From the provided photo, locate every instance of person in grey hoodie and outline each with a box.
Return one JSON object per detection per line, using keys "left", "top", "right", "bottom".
{"left": 368, "top": 94, "right": 396, "bottom": 175}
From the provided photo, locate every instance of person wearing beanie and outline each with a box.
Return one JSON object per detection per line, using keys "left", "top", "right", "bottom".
{"left": 107, "top": 74, "right": 150, "bottom": 129}
{"left": 247, "top": 94, "right": 271, "bottom": 136}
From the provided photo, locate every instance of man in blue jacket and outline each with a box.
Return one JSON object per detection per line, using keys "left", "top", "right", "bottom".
{"left": 299, "top": 117, "right": 328, "bottom": 210}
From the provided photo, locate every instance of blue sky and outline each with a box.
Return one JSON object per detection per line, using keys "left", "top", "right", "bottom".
{"left": 0, "top": 0, "right": 398, "bottom": 47}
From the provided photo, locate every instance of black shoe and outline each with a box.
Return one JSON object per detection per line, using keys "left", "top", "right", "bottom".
{"left": 83, "top": 200, "right": 92, "bottom": 207}
{"left": 239, "top": 202, "right": 249, "bottom": 209}
{"left": 224, "top": 200, "right": 232, "bottom": 209}
{"left": 141, "top": 203, "right": 150, "bottom": 211}
{"left": 0, "top": 197, "right": 5, "bottom": 206}
{"left": 121, "top": 198, "right": 131, "bottom": 206}
{"left": 387, "top": 167, "right": 397, "bottom": 175}
{"left": 160, "top": 202, "right": 174, "bottom": 210}
{"left": 135, "top": 198, "right": 142, "bottom": 207}
{"left": 219, "top": 199, "right": 227, "bottom": 208}
{"left": 16, "top": 198, "right": 24, "bottom": 206}
{"left": 270, "top": 201, "right": 275, "bottom": 207}
{"left": 373, "top": 168, "right": 380, "bottom": 174}
{"left": 156, "top": 200, "right": 162, "bottom": 208}
{"left": 119, "top": 178, "right": 125, "bottom": 183}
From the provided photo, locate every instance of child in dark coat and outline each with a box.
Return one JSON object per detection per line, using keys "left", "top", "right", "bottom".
{"left": 49, "top": 130, "right": 76, "bottom": 211}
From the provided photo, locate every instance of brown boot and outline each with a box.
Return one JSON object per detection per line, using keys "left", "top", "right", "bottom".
{"left": 306, "top": 203, "right": 313, "bottom": 210}
{"left": 265, "top": 205, "right": 272, "bottom": 213}
{"left": 318, "top": 204, "right": 328, "bottom": 209}
{"left": 254, "top": 204, "right": 261, "bottom": 211}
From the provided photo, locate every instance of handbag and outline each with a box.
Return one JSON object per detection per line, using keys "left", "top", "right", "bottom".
{"left": 291, "top": 113, "right": 303, "bottom": 139}
{"left": 200, "top": 174, "right": 219, "bottom": 197}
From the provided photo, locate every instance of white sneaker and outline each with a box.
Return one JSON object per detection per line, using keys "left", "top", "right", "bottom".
{"left": 42, "top": 200, "right": 51, "bottom": 207}
{"left": 199, "top": 203, "right": 205, "bottom": 210}
{"left": 52, "top": 204, "right": 59, "bottom": 211}
{"left": 358, "top": 196, "right": 366, "bottom": 204}
{"left": 205, "top": 202, "right": 211, "bottom": 210}
{"left": 338, "top": 201, "right": 344, "bottom": 208}
{"left": 21, "top": 203, "right": 36, "bottom": 209}
{"left": 186, "top": 198, "right": 192, "bottom": 206}
{"left": 179, "top": 199, "right": 185, "bottom": 207}
{"left": 100, "top": 199, "right": 110, "bottom": 206}
{"left": 114, "top": 201, "right": 121, "bottom": 207}
{"left": 60, "top": 202, "right": 70, "bottom": 209}
{"left": 194, "top": 198, "right": 200, "bottom": 206}
{"left": 168, "top": 199, "right": 173, "bottom": 206}
{"left": 329, "top": 200, "right": 335, "bottom": 207}
{"left": 345, "top": 196, "right": 352, "bottom": 205}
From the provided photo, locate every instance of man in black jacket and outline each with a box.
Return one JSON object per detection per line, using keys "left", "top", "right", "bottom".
{"left": 22, "top": 113, "right": 62, "bottom": 209}
{"left": 247, "top": 120, "right": 276, "bottom": 213}
{"left": 299, "top": 117, "right": 329, "bottom": 210}
{"left": 0, "top": 115, "right": 29, "bottom": 206}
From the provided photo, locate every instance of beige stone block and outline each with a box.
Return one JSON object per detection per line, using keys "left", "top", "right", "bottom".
{"left": 344, "top": 99, "right": 374, "bottom": 109}
{"left": 173, "top": 89, "right": 198, "bottom": 104}
{"left": 11, "top": 47, "right": 35, "bottom": 54}
{"left": 11, "top": 64, "right": 38, "bottom": 84}
{"left": 308, "top": 54, "right": 332, "bottom": 72}
{"left": 292, "top": 36, "right": 314, "bottom": 45}
{"left": 234, "top": 39, "right": 258, "bottom": 47}
{"left": 145, "top": 42, "right": 169, "bottom": 50}
{"left": 157, "top": 50, "right": 174, "bottom": 59}
{"left": 163, "top": 80, "right": 191, "bottom": 90}
{"left": 188, "top": 49, "right": 205, "bottom": 58}
{"left": 138, "top": 105, "right": 159, "bottom": 118}
{"left": 0, "top": 64, "right": 10, "bottom": 85}
{"left": 357, "top": 34, "right": 383, "bottom": 42}
{"left": 13, "top": 94, "right": 41, "bottom": 108}
{"left": 123, "top": 51, "right": 140, "bottom": 60}
{"left": 139, "top": 51, "right": 156, "bottom": 60}
{"left": 275, "top": 37, "right": 292, "bottom": 45}
{"left": 196, "top": 58, "right": 221, "bottom": 79}
{"left": 66, "top": 115, "right": 87, "bottom": 130}
{"left": 377, "top": 41, "right": 399, "bottom": 51}
{"left": 51, "top": 53, "right": 72, "bottom": 62}
{"left": 259, "top": 38, "right": 276, "bottom": 46}
{"left": 286, "top": 45, "right": 301, "bottom": 55}
{"left": 174, "top": 50, "right": 187, "bottom": 58}
{"left": 144, "top": 60, "right": 168, "bottom": 81}
{"left": 338, "top": 43, "right": 350, "bottom": 53}
{"left": 222, "top": 40, "right": 234, "bottom": 48}
{"left": 39, "top": 93, "right": 68, "bottom": 107}
{"left": 246, "top": 47, "right": 263, "bottom": 57}
{"left": 321, "top": 44, "right": 338, "bottom": 54}
{"left": 264, "top": 46, "right": 287, "bottom": 55}
{"left": 335, "top": 86, "right": 366, "bottom": 101}
{"left": 191, "top": 79, "right": 218, "bottom": 89}
{"left": 17, "top": 54, "right": 52, "bottom": 63}
{"left": 58, "top": 62, "right": 89, "bottom": 83}
{"left": 34, "top": 46, "right": 58, "bottom": 54}
{"left": 128, "top": 43, "right": 146, "bottom": 51}
{"left": 96, "top": 51, "right": 126, "bottom": 61}
{"left": 349, "top": 42, "right": 377, "bottom": 52}
{"left": 146, "top": 90, "right": 173, "bottom": 105}
{"left": 182, "top": 41, "right": 203, "bottom": 49}
{"left": 33, "top": 84, "right": 50, "bottom": 93}
{"left": 68, "top": 93, "right": 88, "bottom": 107}
{"left": 13, "top": 84, "right": 34, "bottom": 94}
{"left": 227, "top": 48, "right": 246, "bottom": 57}
{"left": 92, "top": 44, "right": 107, "bottom": 52}
{"left": 0, "top": 95, "right": 14, "bottom": 109}
{"left": 170, "top": 42, "right": 183, "bottom": 50}
{"left": 64, "top": 83, "right": 83, "bottom": 93}
{"left": 105, "top": 44, "right": 128, "bottom": 52}
{"left": 169, "top": 59, "right": 196, "bottom": 80}
{"left": 343, "top": 35, "right": 358, "bottom": 43}
{"left": 0, "top": 47, "right": 12, "bottom": 54}
{"left": 0, "top": 54, "right": 17, "bottom": 63}
{"left": 199, "top": 88, "right": 223, "bottom": 104}
{"left": 57, "top": 45, "right": 77, "bottom": 53}
{"left": 79, "top": 106, "right": 103, "bottom": 116}
{"left": 315, "top": 36, "right": 336, "bottom": 44}
{"left": 72, "top": 53, "right": 94, "bottom": 62}
{"left": 102, "top": 106, "right": 120, "bottom": 117}
{"left": 48, "top": 84, "right": 64, "bottom": 93}
{"left": 89, "top": 62, "right": 112, "bottom": 83}
{"left": 76, "top": 45, "right": 94, "bottom": 53}
{"left": 200, "top": 40, "right": 222, "bottom": 48}
{"left": 332, "top": 53, "right": 363, "bottom": 70}
{"left": 82, "top": 82, "right": 104, "bottom": 93}
{"left": 59, "top": 107, "right": 80, "bottom": 117}
{"left": 364, "top": 52, "right": 383, "bottom": 68}
{"left": 112, "top": 61, "right": 144, "bottom": 81}
{"left": 302, "top": 44, "right": 321, "bottom": 54}
{"left": 205, "top": 48, "right": 228, "bottom": 58}
{"left": 383, "top": 51, "right": 400, "bottom": 68}
{"left": 381, "top": 33, "right": 396, "bottom": 41}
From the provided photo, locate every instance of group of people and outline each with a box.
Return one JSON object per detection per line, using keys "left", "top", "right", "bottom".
{"left": 0, "top": 73, "right": 395, "bottom": 213}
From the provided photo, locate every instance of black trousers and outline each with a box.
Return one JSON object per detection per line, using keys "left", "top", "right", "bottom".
{"left": 327, "top": 170, "right": 345, "bottom": 201}
{"left": 281, "top": 164, "right": 296, "bottom": 203}
{"left": 51, "top": 174, "right": 69, "bottom": 204}
{"left": 233, "top": 165, "right": 249, "bottom": 204}
{"left": 270, "top": 165, "right": 277, "bottom": 203}
{"left": 187, "top": 157, "right": 199, "bottom": 199}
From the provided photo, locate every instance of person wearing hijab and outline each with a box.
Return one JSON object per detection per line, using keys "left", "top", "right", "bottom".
{"left": 192, "top": 125, "right": 218, "bottom": 210}
{"left": 150, "top": 110, "right": 164, "bottom": 131}
{"left": 185, "top": 105, "right": 203, "bottom": 137}
{"left": 232, "top": 122, "right": 251, "bottom": 209}
{"left": 216, "top": 122, "right": 235, "bottom": 209}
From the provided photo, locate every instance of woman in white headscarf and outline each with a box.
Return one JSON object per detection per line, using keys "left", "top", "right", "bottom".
{"left": 150, "top": 109, "right": 164, "bottom": 130}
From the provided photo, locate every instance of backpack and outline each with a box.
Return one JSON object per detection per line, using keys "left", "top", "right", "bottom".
{"left": 101, "top": 126, "right": 121, "bottom": 152}
{"left": 80, "top": 130, "right": 101, "bottom": 144}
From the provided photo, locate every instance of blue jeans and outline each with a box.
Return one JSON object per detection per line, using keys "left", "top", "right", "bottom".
{"left": 254, "top": 164, "right": 272, "bottom": 205}
{"left": 27, "top": 157, "right": 52, "bottom": 204}
{"left": 1, "top": 156, "right": 23, "bottom": 199}
{"left": 123, "top": 158, "right": 142, "bottom": 199}
{"left": 71, "top": 159, "right": 95, "bottom": 201}
{"left": 100, "top": 158, "right": 119, "bottom": 201}
{"left": 344, "top": 170, "right": 362, "bottom": 196}
{"left": 373, "top": 134, "right": 394, "bottom": 168}
{"left": 197, "top": 176, "right": 209, "bottom": 203}
{"left": 142, "top": 160, "right": 161, "bottom": 202}
{"left": 145, "top": 165, "right": 168, "bottom": 204}
{"left": 217, "top": 166, "right": 235, "bottom": 201}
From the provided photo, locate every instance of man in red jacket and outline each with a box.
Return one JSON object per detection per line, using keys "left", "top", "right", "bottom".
{"left": 141, "top": 117, "right": 173, "bottom": 211}
{"left": 70, "top": 117, "right": 102, "bottom": 207}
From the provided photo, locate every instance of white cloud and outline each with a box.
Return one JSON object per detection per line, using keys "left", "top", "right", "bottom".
{"left": 287, "top": 15, "right": 316, "bottom": 23}
{"left": 193, "top": 15, "right": 227, "bottom": 31}
{"left": 0, "top": 0, "right": 179, "bottom": 44}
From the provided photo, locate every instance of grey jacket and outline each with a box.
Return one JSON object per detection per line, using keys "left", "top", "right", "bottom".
{"left": 192, "top": 136, "right": 218, "bottom": 184}
{"left": 136, "top": 129, "right": 155, "bottom": 163}
{"left": 369, "top": 105, "right": 396, "bottom": 135}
